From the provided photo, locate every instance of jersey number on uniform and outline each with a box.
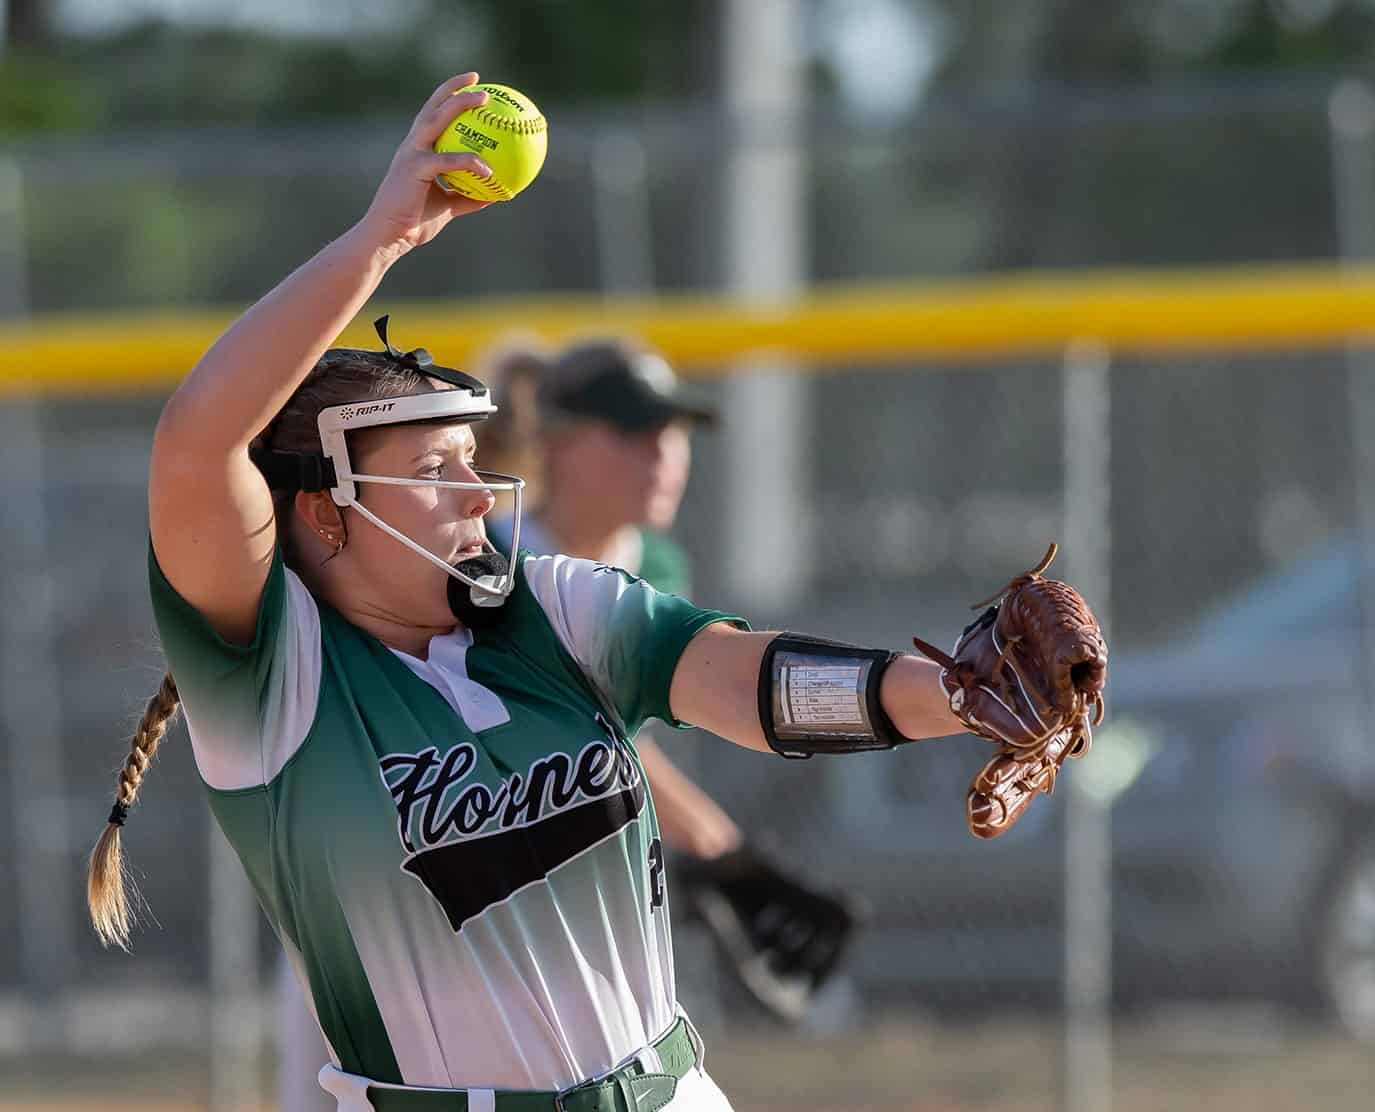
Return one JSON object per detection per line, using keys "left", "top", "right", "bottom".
{"left": 647, "top": 837, "right": 665, "bottom": 910}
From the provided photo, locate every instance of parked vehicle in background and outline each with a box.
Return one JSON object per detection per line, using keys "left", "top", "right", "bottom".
{"left": 750, "top": 541, "right": 1375, "bottom": 1038}
{"left": 1108, "top": 540, "right": 1375, "bottom": 1038}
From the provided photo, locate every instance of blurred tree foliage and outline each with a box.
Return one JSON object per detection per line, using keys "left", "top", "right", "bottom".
{"left": 7, "top": 0, "right": 1375, "bottom": 134}
{"left": 0, "top": 1, "right": 714, "bottom": 134}
{"left": 870, "top": 0, "right": 1375, "bottom": 271}
{"left": 926, "top": 0, "right": 1375, "bottom": 86}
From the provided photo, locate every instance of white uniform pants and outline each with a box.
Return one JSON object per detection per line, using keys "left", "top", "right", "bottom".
{"left": 662, "top": 1066, "right": 735, "bottom": 1109}
{"left": 280, "top": 955, "right": 733, "bottom": 1111}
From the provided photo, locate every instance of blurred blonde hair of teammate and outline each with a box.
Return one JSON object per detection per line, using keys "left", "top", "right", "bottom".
{"left": 472, "top": 331, "right": 550, "bottom": 507}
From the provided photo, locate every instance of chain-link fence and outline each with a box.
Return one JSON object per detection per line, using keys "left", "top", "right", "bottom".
{"left": 5, "top": 80, "right": 1375, "bottom": 1109}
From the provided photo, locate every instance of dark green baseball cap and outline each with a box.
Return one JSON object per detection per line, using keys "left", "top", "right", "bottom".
{"left": 538, "top": 339, "right": 715, "bottom": 432}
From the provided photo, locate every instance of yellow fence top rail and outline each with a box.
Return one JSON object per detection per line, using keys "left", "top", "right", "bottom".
{"left": 5, "top": 263, "right": 1375, "bottom": 397}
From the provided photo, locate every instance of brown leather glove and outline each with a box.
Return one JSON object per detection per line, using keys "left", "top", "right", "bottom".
{"left": 912, "top": 544, "right": 1108, "bottom": 839}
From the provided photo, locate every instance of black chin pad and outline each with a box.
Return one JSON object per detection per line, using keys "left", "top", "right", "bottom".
{"left": 447, "top": 551, "right": 511, "bottom": 629}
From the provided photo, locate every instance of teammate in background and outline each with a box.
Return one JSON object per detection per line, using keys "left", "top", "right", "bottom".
{"left": 86, "top": 74, "right": 972, "bottom": 1111}
{"left": 481, "top": 337, "right": 861, "bottom": 1016}
{"left": 484, "top": 339, "right": 738, "bottom": 853}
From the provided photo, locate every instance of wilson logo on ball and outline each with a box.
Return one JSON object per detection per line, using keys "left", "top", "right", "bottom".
{"left": 483, "top": 86, "right": 524, "bottom": 110}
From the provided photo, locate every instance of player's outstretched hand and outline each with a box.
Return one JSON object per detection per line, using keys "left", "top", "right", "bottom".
{"left": 357, "top": 72, "right": 496, "bottom": 254}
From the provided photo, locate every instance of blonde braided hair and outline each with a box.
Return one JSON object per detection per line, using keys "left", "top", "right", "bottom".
{"left": 87, "top": 672, "right": 181, "bottom": 949}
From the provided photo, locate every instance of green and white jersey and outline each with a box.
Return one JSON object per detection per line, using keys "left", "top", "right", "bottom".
{"left": 149, "top": 545, "right": 743, "bottom": 1091}
{"left": 486, "top": 517, "right": 691, "bottom": 598}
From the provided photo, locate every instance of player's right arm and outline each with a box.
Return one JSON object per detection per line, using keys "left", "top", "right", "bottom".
{"left": 148, "top": 73, "right": 494, "bottom": 644}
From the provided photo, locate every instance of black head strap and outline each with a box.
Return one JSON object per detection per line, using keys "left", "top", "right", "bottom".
{"left": 374, "top": 315, "right": 490, "bottom": 395}
{"left": 249, "top": 441, "right": 338, "bottom": 493}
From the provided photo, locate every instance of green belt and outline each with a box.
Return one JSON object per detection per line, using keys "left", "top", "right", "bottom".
{"left": 365, "top": 1017, "right": 699, "bottom": 1112}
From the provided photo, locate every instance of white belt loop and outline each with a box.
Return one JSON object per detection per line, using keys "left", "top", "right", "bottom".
{"left": 634, "top": 1045, "right": 664, "bottom": 1075}
{"left": 321, "top": 1064, "right": 498, "bottom": 1112}
{"left": 316, "top": 1064, "right": 376, "bottom": 1112}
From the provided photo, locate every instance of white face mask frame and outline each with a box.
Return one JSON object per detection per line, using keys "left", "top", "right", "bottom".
{"left": 317, "top": 391, "right": 525, "bottom": 602}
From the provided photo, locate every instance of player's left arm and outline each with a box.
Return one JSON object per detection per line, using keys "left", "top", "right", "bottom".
{"left": 668, "top": 623, "right": 964, "bottom": 755}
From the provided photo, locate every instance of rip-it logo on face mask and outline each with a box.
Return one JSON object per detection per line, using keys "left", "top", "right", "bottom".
{"left": 378, "top": 714, "right": 646, "bottom": 931}
{"left": 339, "top": 402, "right": 396, "bottom": 423}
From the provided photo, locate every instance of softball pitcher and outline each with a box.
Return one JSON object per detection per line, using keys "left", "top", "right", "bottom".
{"left": 277, "top": 337, "right": 752, "bottom": 1112}
{"left": 86, "top": 73, "right": 969, "bottom": 1111}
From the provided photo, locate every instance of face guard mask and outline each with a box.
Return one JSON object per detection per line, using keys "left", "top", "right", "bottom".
{"left": 253, "top": 317, "right": 526, "bottom": 617}
{"left": 316, "top": 390, "right": 525, "bottom": 609}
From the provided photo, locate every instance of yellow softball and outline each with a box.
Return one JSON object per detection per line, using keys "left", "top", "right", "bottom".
{"left": 433, "top": 83, "right": 548, "bottom": 202}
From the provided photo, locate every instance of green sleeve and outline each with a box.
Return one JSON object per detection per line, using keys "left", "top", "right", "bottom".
{"left": 148, "top": 541, "right": 316, "bottom": 789}
{"left": 521, "top": 554, "right": 748, "bottom": 736}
